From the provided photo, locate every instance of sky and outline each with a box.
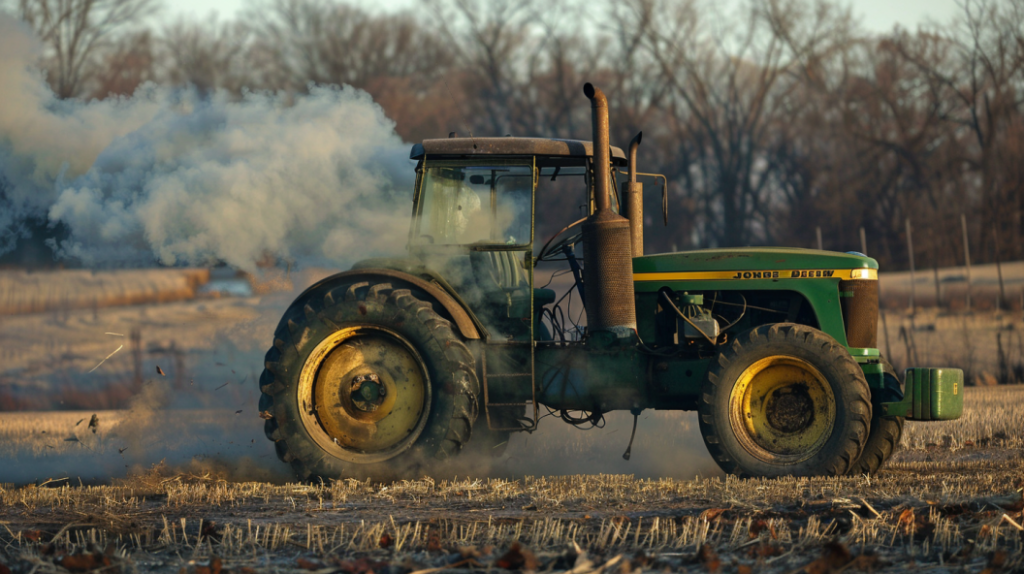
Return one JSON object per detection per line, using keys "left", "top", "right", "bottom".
{"left": 165, "top": 0, "right": 963, "bottom": 33}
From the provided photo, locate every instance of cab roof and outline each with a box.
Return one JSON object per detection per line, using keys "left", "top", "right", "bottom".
{"left": 410, "top": 137, "right": 627, "bottom": 164}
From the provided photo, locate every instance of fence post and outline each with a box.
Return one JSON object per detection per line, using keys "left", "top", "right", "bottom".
{"left": 862, "top": 229, "right": 894, "bottom": 360}
{"left": 929, "top": 228, "right": 942, "bottom": 309}
{"left": 816, "top": 227, "right": 823, "bottom": 251}
{"left": 906, "top": 218, "right": 915, "bottom": 315}
{"left": 993, "top": 227, "right": 1005, "bottom": 312}
{"left": 961, "top": 214, "right": 972, "bottom": 312}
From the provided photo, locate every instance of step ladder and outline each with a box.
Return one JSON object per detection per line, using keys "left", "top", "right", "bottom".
{"left": 481, "top": 340, "right": 538, "bottom": 432}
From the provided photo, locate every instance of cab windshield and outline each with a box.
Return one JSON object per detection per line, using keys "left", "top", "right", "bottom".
{"left": 415, "top": 163, "right": 534, "bottom": 246}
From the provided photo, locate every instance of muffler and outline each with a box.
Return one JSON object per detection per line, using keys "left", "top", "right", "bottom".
{"left": 581, "top": 83, "right": 637, "bottom": 337}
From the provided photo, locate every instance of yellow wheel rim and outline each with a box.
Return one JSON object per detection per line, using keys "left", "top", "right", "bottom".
{"left": 728, "top": 356, "right": 835, "bottom": 463}
{"left": 298, "top": 326, "right": 430, "bottom": 463}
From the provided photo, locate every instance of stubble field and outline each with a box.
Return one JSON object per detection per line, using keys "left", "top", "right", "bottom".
{"left": 1, "top": 267, "right": 1023, "bottom": 573}
{"left": 0, "top": 386, "right": 1022, "bottom": 573}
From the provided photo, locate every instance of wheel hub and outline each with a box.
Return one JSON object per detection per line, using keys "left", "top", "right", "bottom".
{"left": 351, "top": 374, "right": 387, "bottom": 412}
{"left": 765, "top": 385, "right": 814, "bottom": 433}
{"left": 297, "top": 326, "right": 431, "bottom": 463}
{"left": 729, "top": 356, "right": 836, "bottom": 463}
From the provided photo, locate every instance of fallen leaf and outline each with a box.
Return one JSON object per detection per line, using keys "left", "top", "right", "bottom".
{"left": 496, "top": 542, "right": 538, "bottom": 571}
{"left": 700, "top": 508, "right": 729, "bottom": 521}
{"left": 426, "top": 531, "right": 442, "bottom": 552}
{"left": 296, "top": 558, "right": 323, "bottom": 571}
{"left": 379, "top": 533, "right": 394, "bottom": 548}
{"left": 697, "top": 544, "right": 720, "bottom": 573}
{"left": 749, "top": 544, "right": 783, "bottom": 558}
{"left": 332, "top": 557, "right": 390, "bottom": 574}
{"left": 749, "top": 519, "right": 776, "bottom": 539}
{"left": 850, "top": 554, "right": 881, "bottom": 570}
{"left": 823, "top": 541, "right": 851, "bottom": 567}
{"left": 58, "top": 552, "right": 112, "bottom": 572}
{"left": 259, "top": 411, "right": 274, "bottom": 420}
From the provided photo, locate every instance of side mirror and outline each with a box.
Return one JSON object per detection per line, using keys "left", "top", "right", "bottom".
{"left": 469, "top": 175, "right": 486, "bottom": 185}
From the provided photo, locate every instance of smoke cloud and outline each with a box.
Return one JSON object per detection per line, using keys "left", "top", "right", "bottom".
{"left": 0, "top": 14, "right": 412, "bottom": 271}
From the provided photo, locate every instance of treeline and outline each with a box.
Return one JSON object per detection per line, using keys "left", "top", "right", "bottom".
{"left": 10, "top": 0, "right": 1024, "bottom": 270}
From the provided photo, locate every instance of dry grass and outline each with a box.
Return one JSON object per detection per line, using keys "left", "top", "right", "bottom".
{"left": 2, "top": 385, "right": 1024, "bottom": 573}
{"left": 0, "top": 268, "right": 209, "bottom": 316}
{"left": 0, "top": 462, "right": 1022, "bottom": 573}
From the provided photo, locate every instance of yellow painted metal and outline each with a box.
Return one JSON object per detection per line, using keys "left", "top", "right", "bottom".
{"left": 298, "top": 325, "right": 431, "bottom": 463}
{"left": 728, "top": 356, "right": 836, "bottom": 463}
{"left": 633, "top": 268, "right": 877, "bottom": 282}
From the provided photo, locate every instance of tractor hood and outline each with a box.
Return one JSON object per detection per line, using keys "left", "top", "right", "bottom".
{"left": 633, "top": 247, "right": 877, "bottom": 278}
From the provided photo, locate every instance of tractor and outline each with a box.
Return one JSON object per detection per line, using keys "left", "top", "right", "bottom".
{"left": 258, "top": 83, "right": 963, "bottom": 480}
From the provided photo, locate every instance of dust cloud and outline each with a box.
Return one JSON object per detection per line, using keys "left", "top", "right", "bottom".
{"left": 445, "top": 411, "right": 725, "bottom": 482}
{"left": 0, "top": 14, "right": 412, "bottom": 271}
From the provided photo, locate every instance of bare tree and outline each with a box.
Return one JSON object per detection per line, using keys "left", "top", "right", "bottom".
{"left": 17, "top": 0, "right": 160, "bottom": 99}
{"left": 244, "top": 0, "right": 453, "bottom": 93}
{"left": 160, "top": 17, "right": 251, "bottom": 94}
{"left": 90, "top": 29, "right": 155, "bottom": 97}
{"left": 618, "top": 0, "right": 855, "bottom": 248}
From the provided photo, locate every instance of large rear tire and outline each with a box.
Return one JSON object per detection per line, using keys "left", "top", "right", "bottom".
{"left": 699, "top": 323, "right": 872, "bottom": 477}
{"left": 848, "top": 359, "right": 904, "bottom": 475}
{"left": 259, "top": 282, "right": 479, "bottom": 481}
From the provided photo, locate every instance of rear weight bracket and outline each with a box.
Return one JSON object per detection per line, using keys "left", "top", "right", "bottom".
{"left": 880, "top": 368, "right": 963, "bottom": 420}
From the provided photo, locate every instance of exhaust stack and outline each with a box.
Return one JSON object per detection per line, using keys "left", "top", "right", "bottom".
{"left": 621, "top": 132, "right": 643, "bottom": 257}
{"left": 581, "top": 83, "right": 637, "bottom": 336}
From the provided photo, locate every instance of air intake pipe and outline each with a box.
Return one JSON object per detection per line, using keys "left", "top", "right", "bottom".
{"left": 621, "top": 132, "right": 643, "bottom": 257}
{"left": 581, "top": 83, "right": 637, "bottom": 337}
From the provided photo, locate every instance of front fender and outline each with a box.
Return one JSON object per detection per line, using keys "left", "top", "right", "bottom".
{"left": 291, "top": 268, "right": 481, "bottom": 340}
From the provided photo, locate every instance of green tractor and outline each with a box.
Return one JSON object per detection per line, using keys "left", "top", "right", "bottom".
{"left": 259, "top": 83, "right": 963, "bottom": 480}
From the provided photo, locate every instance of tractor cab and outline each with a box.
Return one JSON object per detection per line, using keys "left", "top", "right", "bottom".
{"left": 407, "top": 137, "right": 634, "bottom": 342}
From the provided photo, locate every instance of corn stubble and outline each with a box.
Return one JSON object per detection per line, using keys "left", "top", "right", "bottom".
{"left": 0, "top": 387, "right": 1022, "bottom": 573}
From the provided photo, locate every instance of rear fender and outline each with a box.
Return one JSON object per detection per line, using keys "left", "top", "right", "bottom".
{"left": 290, "top": 268, "right": 481, "bottom": 340}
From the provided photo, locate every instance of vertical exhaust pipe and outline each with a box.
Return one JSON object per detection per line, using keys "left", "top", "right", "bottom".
{"left": 581, "top": 83, "right": 637, "bottom": 337}
{"left": 621, "top": 132, "right": 643, "bottom": 257}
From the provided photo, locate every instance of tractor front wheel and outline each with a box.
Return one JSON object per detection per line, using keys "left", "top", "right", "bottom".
{"left": 699, "top": 323, "right": 872, "bottom": 477}
{"left": 848, "top": 359, "right": 905, "bottom": 475}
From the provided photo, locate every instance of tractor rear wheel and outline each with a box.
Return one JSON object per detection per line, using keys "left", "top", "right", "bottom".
{"left": 259, "top": 282, "right": 479, "bottom": 481}
{"left": 848, "top": 359, "right": 904, "bottom": 475}
{"left": 699, "top": 323, "right": 872, "bottom": 477}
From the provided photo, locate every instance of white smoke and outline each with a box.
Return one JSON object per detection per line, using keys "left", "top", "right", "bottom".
{"left": 0, "top": 14, "right": 412, "bottom": 271}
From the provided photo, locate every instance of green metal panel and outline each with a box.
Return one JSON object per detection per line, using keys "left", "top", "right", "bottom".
{"left": 633, "top": 247, "right": 878, "bottom": 274}
{"left": 881, "top": 368, "right": 964, "bottom": 420}
{"left": 633, "top": 278, "right": 850, "bottom": 346}
{"left": 630, "top": 248, "right": 877, "bottom": 347}
{"left": 858, "top": 361, "right": 885, "bottom": 390}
